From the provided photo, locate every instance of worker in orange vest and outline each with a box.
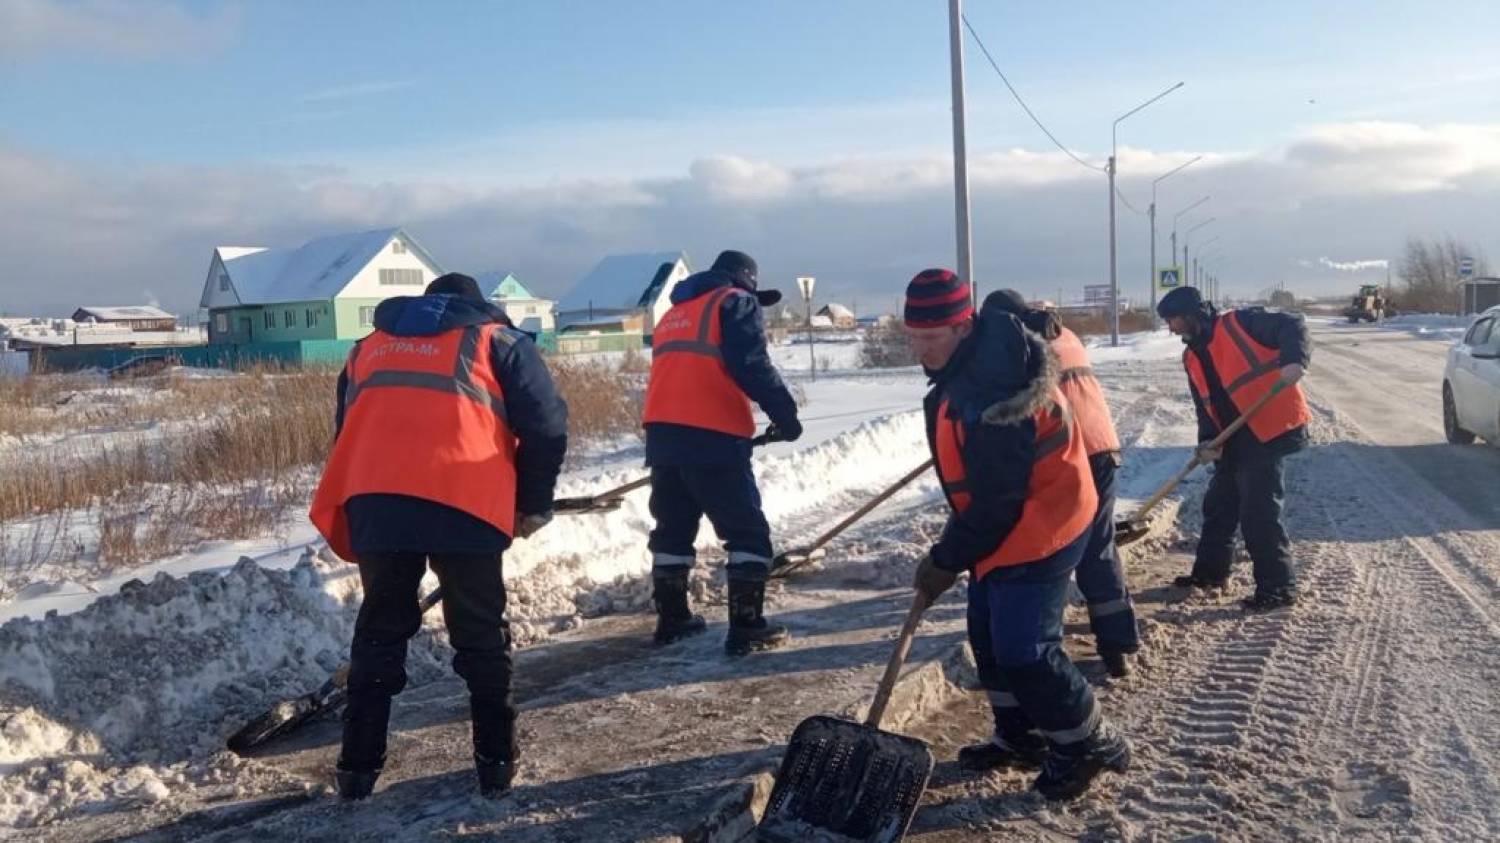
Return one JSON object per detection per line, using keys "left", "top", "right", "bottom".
{"left": 907, "top": 276, "right": 1129, "bottom": 801}
{"left": 641, "top": 250, "right": 801, "bottom": 656}
{"left": 1157, "top": 285, "right": 1310, "bottom": 611}
{"left": 310, "top": 273, "right": 568, "bottom": 801}
{"left": 987, "top": 290, "right": 1139, "bottom": 677}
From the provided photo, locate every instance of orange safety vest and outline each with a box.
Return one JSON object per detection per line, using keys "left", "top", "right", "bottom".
{"left": 642, "top": 286, "right": 756, "bottom": 438}
{"left": 309, "top": 324, "right": 518, "bottom": 562}
{"left": 1184, "top": 310, "right": 1311, "bottom": 443}
{"left": 1050, "top": 326, "right": 1121, "bottom": 456}
{"left": 933, "top": 390, "right": 1097, "bottom": 579}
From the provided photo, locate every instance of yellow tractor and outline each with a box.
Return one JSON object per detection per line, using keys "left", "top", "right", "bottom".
{"left": 1344, "top": 284, "right": 1389, "bottom": 322}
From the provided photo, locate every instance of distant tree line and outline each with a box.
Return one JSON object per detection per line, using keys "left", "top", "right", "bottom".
{"left": 1396, "top": 236, "right": 1488, "bottom": 314}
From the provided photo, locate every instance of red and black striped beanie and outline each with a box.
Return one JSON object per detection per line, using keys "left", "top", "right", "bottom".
{"left": 903, "top": 268, "right": 974, "bottom": 328}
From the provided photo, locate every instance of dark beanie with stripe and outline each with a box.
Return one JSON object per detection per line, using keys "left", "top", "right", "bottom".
{"left": 904, "top": 268, "right": 974, "bottom": 328}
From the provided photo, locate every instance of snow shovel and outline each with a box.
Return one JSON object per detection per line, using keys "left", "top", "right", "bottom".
{"left": 1115, "top": 379, "right": 1292, "bottom": 546}
{"left": 757, "top": 593, "right": 935, "bottom": 842}
{"left": 770, "top": 458, "right": 934, "bottom": 580}
{"left": 553, "top": 432, "right": 774, "bottom": 515}
{"left": 226, "top": 587, "right": 444, "bottom": 754}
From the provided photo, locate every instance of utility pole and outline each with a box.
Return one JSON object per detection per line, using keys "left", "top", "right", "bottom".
{"left": 797, "top": 276, "right": 816, "bottom": 381}
{"left": 948, "top": 0, "right": 974, "bottom": 302}
{"left": 1150, "top": 156, "right": 1201, "bottom": 329}
{"left": 1109, "top": 81, "right": 1185, "bottom": 346}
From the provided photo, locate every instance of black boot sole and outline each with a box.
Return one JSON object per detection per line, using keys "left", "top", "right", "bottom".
{"left": 653, "top": 617, "right": 708, "bottom": 645}
{"left": 724, "top": 631, "right": 790, "bottom": 657}
{"left": 1035, "top": 744, "right": 1131, "bottom": 801}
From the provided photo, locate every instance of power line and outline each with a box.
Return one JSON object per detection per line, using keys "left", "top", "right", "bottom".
{"left": 1115, "top": 187, "right": 1147, "bottom": 215}
{"left": 961, "top": 15, "right": 1103, "bottom": 174}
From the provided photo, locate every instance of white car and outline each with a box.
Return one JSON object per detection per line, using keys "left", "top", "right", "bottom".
{"left": 1444, "top": 305, "right": 1500, "bottom": 445}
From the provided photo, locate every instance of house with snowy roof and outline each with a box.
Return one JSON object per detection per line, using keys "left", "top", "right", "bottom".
{"left": 198, "top": 228, "right": 443, "bottom": 346}
{"left": 817, "top": 303, "right": 856, "bottom": 329}
{"left": 71, "top": 305, "right": 178, "bottom": 332}
{"left": 478, "top": 271, "right": 556, "bottom": 335}
{"left": 554, "top": 251, "right": 691, "bottom": 350}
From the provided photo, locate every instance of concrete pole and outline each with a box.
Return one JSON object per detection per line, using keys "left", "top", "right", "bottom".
{"left": 948, "top": 0, "right": 974, "bottom": 303}
{"left": 1108, "top": 155, "right": 1119, "bottom": 345}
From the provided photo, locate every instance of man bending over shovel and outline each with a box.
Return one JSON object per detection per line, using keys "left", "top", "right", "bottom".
{"left": 905, "top": 273, "right": 1131, "bottom": 801}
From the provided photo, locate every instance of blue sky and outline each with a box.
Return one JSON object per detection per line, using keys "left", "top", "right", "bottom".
{"left": 3, "top": 0, "right": 1499, "bottom": 312}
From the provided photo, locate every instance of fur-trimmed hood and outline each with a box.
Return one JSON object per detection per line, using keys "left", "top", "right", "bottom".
{"left": 929, "top": 294, "right": 1059, "bottom": 427}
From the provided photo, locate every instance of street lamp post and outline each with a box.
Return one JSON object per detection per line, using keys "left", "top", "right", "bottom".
{"left": 1183, "top": 217, "right": 1216, "bottom": 295}
{"left": 1108, "top": 81, "right": 1184, "bottom": 347}
{"left": 1149, "top": 156, "right": 1202, "bottom": 328}
{"left": 1170, "top": 196, "right": 1210, "bottom": 299}
{"left": 948, "top": 0, "right": 974, "bottom": 302}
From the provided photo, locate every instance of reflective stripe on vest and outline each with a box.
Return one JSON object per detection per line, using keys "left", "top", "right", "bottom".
{"left": 642, "top": 287, "right": 756, "bottom": 438}
{"left": 1050, "top": 327, "right": 1121, "bottom": 456}
{"left": 1183, "top": 311, "right": 1311, "bottom": 443}
{"left": 309, "top": 323, "right": 518, "bottom": 562}
{"left": 933, "top": 390, "right": 1097, "bottom": 578}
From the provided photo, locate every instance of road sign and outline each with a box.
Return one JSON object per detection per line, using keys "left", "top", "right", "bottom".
{"left": 1158, "top": 267, "right": 1182, "bottom": 290}
{"left": 1460, "top": 257, "right": 1475, "bottom": 279}
{"left": 796, "top": 276, "right": 816, "bottom": 300}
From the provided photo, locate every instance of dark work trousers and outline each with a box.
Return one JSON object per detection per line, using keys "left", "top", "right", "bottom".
{"left": 1191, "top": 432, "right": 1297, "bottom": 594}
{"left": 1073, "top": 454, "right": 1140, "bottom": 656}
{"left": 340, "top": 552, "right": 515, "bottom": 772}
{"left": 648, "top": 462, "right": 774, "bottom": 581}
{"left": 966, "top": 530, "right": 1101, "bottom": 749}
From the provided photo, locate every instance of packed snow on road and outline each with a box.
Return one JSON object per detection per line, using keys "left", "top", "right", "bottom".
{"left": 2, "top": 320, "right": 1498, "bottom": 840}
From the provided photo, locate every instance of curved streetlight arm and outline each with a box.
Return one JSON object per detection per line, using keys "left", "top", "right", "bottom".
{"left": 1172, "top": 195, "right": 1211, "bottom": 235}
{"left": 1186, "top": 216, "right": 1217, "bottom": 238}
{"left": 1153, "top": 155, "right": 1203, "bottom": 203}
{"left": 1113, "top": 81, "right": 1185, "bottom": 151}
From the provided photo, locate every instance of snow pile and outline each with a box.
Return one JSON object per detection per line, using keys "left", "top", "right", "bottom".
{"left": 1381, "top": 313, "right": 1474, "bottom": 341}
{"left": 1084, "top": 329, "right": 1185, "bottom": 363}
{"left": 0, "top": 552, "right": 449, "bottom": 828}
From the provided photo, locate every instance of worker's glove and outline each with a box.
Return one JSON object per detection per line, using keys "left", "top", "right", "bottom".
{"left": 1279, "top": 363, "right": 1304, "bottom": 385}
{"left": 913, "top": 552, "right": 959, "bottom": 608}
{"left": 514, "top": 510, "right": 553, "bottom": 540}
{"left": 1195, "top": 442, "right": 1223, "bottom": 464}
{"left": 766, "top": 418, "right": 803, "bottom": 443}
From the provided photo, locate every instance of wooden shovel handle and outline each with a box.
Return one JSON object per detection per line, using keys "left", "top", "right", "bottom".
{"left": 554, "top": 433, "right": 774, "bottom": 510}
{"left": 1129, "top": 379, "right": 1290, "bottom": 523}
{"left": 806, "top": 459, "right": 935, "bottom": 556}
{"left": 865, "top": 593, "right": 929, "bottom": 729}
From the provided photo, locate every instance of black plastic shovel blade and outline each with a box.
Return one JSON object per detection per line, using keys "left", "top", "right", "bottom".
{"left": 770, "top": 547, "right": 827, "bottom": 580}
{"left": 758, "top": 715, "right": 933, "bottom": 843}
{"left": 1114, "top": 517, "right": 1151, "bottom": 547}
{"left": 553, "top": 496, "right": 625, "bottom": 514}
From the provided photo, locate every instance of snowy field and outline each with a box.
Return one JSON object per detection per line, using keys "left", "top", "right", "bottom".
{"left": 3, "top": 321, "right": 1499, "bottom": 839}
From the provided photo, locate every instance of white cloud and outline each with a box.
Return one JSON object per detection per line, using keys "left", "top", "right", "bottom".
{"left": 0, "top": 0, "right": 236, "bottom": 58}
{"left": 3, "top": 120, "right": 1500, "bottom": 315}
{"left": 1316, "top": 257, "right": 1389, "bottom": 272}
{"left": 300, "top": 80, "right": 415, "bottom": 104}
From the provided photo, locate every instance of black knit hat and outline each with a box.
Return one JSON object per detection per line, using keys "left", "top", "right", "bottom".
{"left": 904, "top": 268, "right": 974, "bottom": 328}
{"left": 985, "top": 288, "right": 1029, "bottom": 315}
{"left": 426, "top": 272, "right": 485, "bottom": 303}
{"left": 1156, "top": 285, "right": 1205, "bottom": 319}
{"left": 711, "top": 249, "right": 781, "bottom": 306}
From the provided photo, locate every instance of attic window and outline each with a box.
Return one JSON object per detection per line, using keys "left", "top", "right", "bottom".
{"left": 218, "top": 273, "right": 230, "bottom": 292}
{"left": 379, "top": 268, "right": 423, "bottom": 286}
{"left": 391, "top": 240, "right": 407, "bottom": 255}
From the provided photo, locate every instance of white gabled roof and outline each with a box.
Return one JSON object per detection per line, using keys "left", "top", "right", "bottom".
{"left": 75, "top": 305, "right": 175, "bottom": 321}
{"left": 818, "top": 303, "right": 855, "bottom": 320}
{"left": 558, "top": 251, "right": 687, "bottom": 313}
{"left": 204, "top": 228, "right": 440, "bottom": 307}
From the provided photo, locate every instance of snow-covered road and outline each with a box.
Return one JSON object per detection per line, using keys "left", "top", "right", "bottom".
{"left": 8, "top": 321, "right": 1500, "bottom": 840}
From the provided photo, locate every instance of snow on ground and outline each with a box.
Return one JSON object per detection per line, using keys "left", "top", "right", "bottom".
{"left": 11, "top": 322, "right": 1496, "bottom": 839}
{"left": 1377, "top": 312, "right": 1476, "bottom": 341}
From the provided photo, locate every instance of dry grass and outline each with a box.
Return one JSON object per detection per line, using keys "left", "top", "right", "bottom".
{"left": 1, "top": 357, "right": 651, "bottom": 593}
{"left": 1059, "top": 310, "right": 1155, "bottom": 337}
{"left": 859, "top": 322, "right": 918, "bottom": 369}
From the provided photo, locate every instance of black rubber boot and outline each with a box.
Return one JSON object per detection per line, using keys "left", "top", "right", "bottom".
{"left": 1033, "top": 721, "right": 1131, "bottom": 801}
{"left": 958, "top": 728, "right": 1049, "bottom": 771}
{"left": 724, "top": 578, "right": 789, "bottom": 656}
{"left": 652, "top": 568, "right": 707, "bottom": 645}
{"left": 335, "top": 695, "right": 390, "bottom": 801}
{"left": 1100, "top": 651, "right": 1131, "bottom": 678}
{"left": 1242, "top": 587, "right": 1298, "bottom": 612}
{"left": 1172, "top": 574, "right": 1228, "bottom": 590}
{"left": 471, "top": 691, "right": 517, "bottom": 799}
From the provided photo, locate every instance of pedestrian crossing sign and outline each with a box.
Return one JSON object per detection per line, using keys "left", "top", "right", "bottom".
{"left": 1159, "top": 267, "right": 1182, "bottom": 290}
